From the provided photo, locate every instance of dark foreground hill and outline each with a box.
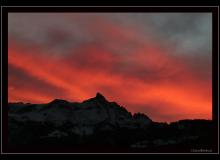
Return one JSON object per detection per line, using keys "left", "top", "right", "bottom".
{"left": 8, "top": 93, "right": 215, "bottom": 153}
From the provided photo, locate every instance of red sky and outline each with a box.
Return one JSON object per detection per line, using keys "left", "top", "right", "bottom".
{"left": 8, "top": 13, "right": 212, "bottom": 122}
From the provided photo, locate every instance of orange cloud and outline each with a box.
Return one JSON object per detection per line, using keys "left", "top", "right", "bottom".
{"left": 8, "top": 15, "right": 212, "bottom": 122}
{"left": 8, "top": 40, "right": 211, "bottom": 122}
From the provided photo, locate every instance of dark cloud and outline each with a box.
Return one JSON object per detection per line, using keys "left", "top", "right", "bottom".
{"left": 8, "top": 13, "right": 212, "bottom": 122}
{"left": 8, "top": 64, "right": 66, "bottom": 101}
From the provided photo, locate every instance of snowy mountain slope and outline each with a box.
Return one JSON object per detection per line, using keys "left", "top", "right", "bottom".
{"left": 8, "top": 93, "right": 213, "bottom": 152}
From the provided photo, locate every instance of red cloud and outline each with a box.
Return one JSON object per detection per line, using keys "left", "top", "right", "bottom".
{"left": 8, "top": 16, "right": 212, "bottom": 122}
{"left": 8, "top": 40, "right": 211, "bottom": 122}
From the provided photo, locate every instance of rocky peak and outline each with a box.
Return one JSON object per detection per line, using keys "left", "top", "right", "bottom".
{"left": 83, "top": 92, "right": 108, "bottom": 105}
{"left": 95, "top": 92, "right": 107, "bottom": 101}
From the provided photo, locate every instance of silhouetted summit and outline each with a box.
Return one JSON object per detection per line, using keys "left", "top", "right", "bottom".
{"left": 8, "top": 93, "right": 214, "bottom": 152}
{"left": 83, "top": 92, "right": 108, "bottom": 104}
{"left": 95, "top": 92, "right": 106, "bottom": 100}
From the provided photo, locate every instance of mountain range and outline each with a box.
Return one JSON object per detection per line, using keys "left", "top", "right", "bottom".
{"left": 8, "top": 93, "right": 214, "bottom": 153}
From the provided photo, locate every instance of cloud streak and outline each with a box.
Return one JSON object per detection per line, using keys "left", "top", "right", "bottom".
{"left": 8, "top": 13, "right": 212, "bottom": 122}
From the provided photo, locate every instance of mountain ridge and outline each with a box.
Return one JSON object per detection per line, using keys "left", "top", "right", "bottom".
{"left": 9, "top": 92, "right": 211, "bottom": 123}
{"left": 8, "top": 93, "right": 214, "bottom": 152}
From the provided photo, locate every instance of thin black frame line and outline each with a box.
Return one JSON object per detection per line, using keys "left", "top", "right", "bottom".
{"left": 1, "top": 6, "right": 219, "bottom": 154}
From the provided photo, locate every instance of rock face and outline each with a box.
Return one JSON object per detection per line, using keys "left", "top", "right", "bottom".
{"left": 8, "top": 93, "right": 214, "bottom": 152}
{"left": 9, "top": 93, "right": 151, "bottom": 128}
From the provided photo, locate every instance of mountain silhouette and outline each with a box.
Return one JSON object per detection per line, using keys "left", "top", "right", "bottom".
{"left": 8, "top": 93, "right": 214, "bottom": 153}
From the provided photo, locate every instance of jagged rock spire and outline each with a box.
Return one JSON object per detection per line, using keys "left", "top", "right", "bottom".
{"left": 95, "top": 92, "right": 106, "bottom": 100}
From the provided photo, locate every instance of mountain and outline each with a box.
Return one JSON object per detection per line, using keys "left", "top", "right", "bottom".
{"left": 8, "top": 93, "right": 214, "bottom": 153}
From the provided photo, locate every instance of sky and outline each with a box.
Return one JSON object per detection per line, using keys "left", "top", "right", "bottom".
{"left": 8, "top": 13, "right": 212, "bottom": 122}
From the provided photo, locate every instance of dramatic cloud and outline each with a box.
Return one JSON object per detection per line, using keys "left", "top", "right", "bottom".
{"left": 8, "top": 13, "right": 212, "bottom": 122}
